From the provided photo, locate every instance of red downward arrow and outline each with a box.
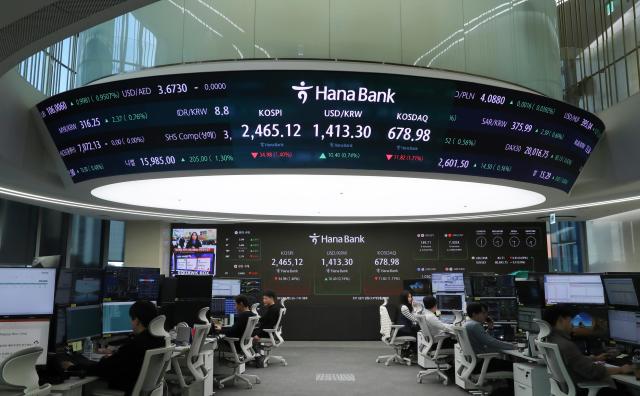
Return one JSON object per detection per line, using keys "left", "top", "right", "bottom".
{"left": 386, "top": 154, "right": 393, "bottom": 160}
{"left": 251, "top": 152, "right": 258, "bottom": 159}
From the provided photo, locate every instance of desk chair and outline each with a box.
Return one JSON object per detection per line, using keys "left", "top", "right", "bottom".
{"left": 256, "top": 305, "right": 287, "bottom": 367}
{"left": 533, "top": 319, "right": 552, "bottom": 340}
{"left": 452, "top": 326, "right": 513, "bottom": 394}
{"left": 375, "top": 298, "right": 416, "bottom": 366}
{"left": 416, "top": 315, "right": 453, "bottom": 385}
{"left": 198, "top": 307, "right": 210, "bottom": 325}
{"left": 0, "top": 346, "right": 51, "bottom": 396}
{"left": 150, "top": 315, "right": 172, "bottom": 347}
{"left": 175, "top": 323, "right": 191, "bottom": 346}
{"left": 217, "top": 316, "right": 261, "bottom": 389}
{"left": 250, "top": 303, "right": 260, "bottom": 316}
{"left": 91, "top": 345, "right": 175, "bottom": 396}
{"left": 536, "top": 341, "right": 611, "bottom": 396}
{"left": 453, "top": 310, "right": 465, "bottom": 326}
{"left": 169, "top": 323, "right": 212, "bottom": 395}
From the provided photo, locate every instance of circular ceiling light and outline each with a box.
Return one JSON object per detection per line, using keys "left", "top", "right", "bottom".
{"left": 91, "top": 175, "right": 546, "bottom": 217}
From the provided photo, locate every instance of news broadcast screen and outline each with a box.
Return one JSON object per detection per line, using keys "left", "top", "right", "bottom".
{"left": 170, "top": 228, "right": 216, "bottom": 275}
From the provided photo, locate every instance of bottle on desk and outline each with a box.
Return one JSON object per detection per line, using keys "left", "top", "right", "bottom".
{"left": 83, "top": 337, "right": 94, "bottom": 357}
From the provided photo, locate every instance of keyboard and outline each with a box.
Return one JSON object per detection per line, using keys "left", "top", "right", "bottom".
{"left": 606, "top": 355, "right": 632, "bottom": 367}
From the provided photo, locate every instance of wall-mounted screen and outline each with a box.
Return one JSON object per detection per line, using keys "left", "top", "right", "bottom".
{"left": 36, "top": 68, "right": 603, "bottom": 192}
{"left": 170, "top": 228, "right": 217, "bottom": 275}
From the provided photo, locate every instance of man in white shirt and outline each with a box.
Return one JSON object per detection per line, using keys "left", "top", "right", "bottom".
{"left": 422, "top": 296, "right": 456, "bottom": 348}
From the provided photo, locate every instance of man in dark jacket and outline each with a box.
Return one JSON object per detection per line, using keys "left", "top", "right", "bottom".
{"left": 544, "top": 305, "right": 632, "bottom": 396}
{"left": 253, "top": 290, "right": 281, "bottom": 340}
{"left": 214, "top": 294, "right": 255, "bottom": 339}
{"left": 63, "top": 300, "right": 164, "bottom": 395}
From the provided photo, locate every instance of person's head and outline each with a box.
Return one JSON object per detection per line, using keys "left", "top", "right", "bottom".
{"left": 400, "top": 290, "right": 414, "bottom": 310}
{"left": 190, "top": 232, "right": 198, "bottom": 241}
{"left": 466, "top": 302, "right": 489, "bottom": 322}
{"left": 262, "top": 290, "right": 277, "bottom": 306}
{"left": 235, "top": 295, "right": 250, "bottom": 313}
{"left": 129, "top": 300, "right": 158, "bottom": 334}
{"left": 543, "top": 305, "right": 573, "bottom": 333}
{"left": 423, "top": 295, "right": 438, "bottom": 312}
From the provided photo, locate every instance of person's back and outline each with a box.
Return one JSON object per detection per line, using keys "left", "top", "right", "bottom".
{"left": 89, "top": 329, "right": 164, "bottom": 393}
{"left": 464, "top": 303, "right": 516, "bottom": 355}
{"left": 215, "top": 295, "right": 256, "bottom": 340}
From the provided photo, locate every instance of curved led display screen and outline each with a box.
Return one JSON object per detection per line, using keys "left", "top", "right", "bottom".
{"left": 36, "top": 69, "right": 604, "bottom": 192}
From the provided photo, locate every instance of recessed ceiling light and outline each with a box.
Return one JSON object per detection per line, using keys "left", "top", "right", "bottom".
{"left": 91, "top": 175, "right": 546, "bottom": 217}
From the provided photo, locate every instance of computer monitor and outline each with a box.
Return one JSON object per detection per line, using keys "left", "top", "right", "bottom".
{"left": 544, "top": 274, "right": 605, "bottom": 305}
{"left": 436, "top": 293, "right": 465, "bottom": 311}
{"left": 159, "top": 276, "right": 177, "bottom": 303}
{"left": 56, "top": 269, "right": 102, "bottom": 305}
{"left": 568, "top": 306, "right": 609, "bottom": 339}
{"left": 431, "top": 272, "right": 464, "bottom": 293}
{"left": 240, "top": 279, "right": 262, "bottom": 296}
{"left": 517, "top": 306, "right": 542, "bottom": 333}
{"left": 484, "top": 299, "right": 518, "bottom": 322}
{"left": 103, "top": 267, "right": 160, "bottom": 301}
{"left": 0, "top": 319, "right": 50, "bottom": 365}
{"left": 0, "top": 268, "right": 56, "bottom": 316}
{"left": 174, "top": 300, "right": 210, "bottom": 327}
{"left": 602, "top": 275, "right": 640, "bottom": 308}
{"left": 470, "top": 275, "right": 516, "bottom": 297}
{"left": 102, "top": 301, "right": 135, "bottom": 334}
{"left": 66, "top": 305, "right": 101, "bottom": 341}
{"left": 224, "top": 298, "right": 236, "bottom": 315}
{"left": 403, "top": 279, "right": 432, "bottom": 296}
{"left": 515, "top": 279, "right": 545, "bottom": 307}
{"left": 212, "top": 279, "right": 241, "bottom": 297}
{"left": 176, "top": 275, "right": 213, "bottom": 300}
{"left": 608, "top": 309, "right": 640, "bottom": 345}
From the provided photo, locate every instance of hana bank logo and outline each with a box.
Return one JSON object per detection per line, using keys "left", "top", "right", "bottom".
{"left": 292, "top": 81, "right": 314, "bottom": 104}
{"left": 308, "top": 233, "right": 320, "bottom": 245}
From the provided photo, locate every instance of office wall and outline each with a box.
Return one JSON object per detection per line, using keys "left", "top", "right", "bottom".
{"left": 124, "top": 221, "right": 171, "bottom": 273}
{"left": 586, "top": 211, "right": 640, "bottom": 273}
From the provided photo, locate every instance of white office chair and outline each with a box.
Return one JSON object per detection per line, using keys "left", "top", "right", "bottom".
{"left": 92, "top": 344, "right": 175, "bottom": 396}
{"left": 453, "top": 310, "right": 466, "bottom": 326}
{"left": 168, "top": 323, "right": 212, "bottom": 395}
{"left": 416, "top": 315, "right": 453, "bottom": 385}
{"left": 174, "top": 323, "right": 191, "bottom": 346}
{"left": 256, "top": 305, "right": 287, "bottom": 367}
{"left": 217, "top": 316, "right": 261, "bottom": 389}
{"left": 533, "top": 319, "right": 552, "bottom": 340}
{"left": 250, "top": 303, "right": 260, "bottom": 316}
{"left": 149, "top": 315, "right": 172, "bottom": 347}
{"left": 452, "top": 325, "right": 513, "bottom": 394}
{"left": 198, "top": 307, "right": 211, "bottom": 325}
{"left": 0, "top": 346, "right": 51, "bottom": 396}
{"left": 536, "top": 340, "right": 611, "bottom": 396}
{"left": 375, "top": 298, "right": 416, "bottom": 366}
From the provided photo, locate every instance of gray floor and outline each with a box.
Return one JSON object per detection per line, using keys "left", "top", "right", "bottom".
{"left": 216, "top": 341, "right": 469, "bottom": 396}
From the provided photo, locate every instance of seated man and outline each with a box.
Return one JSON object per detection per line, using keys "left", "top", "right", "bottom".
{"left": 213, "top": 295, "right": 256, "bottom": 343}
{"left": 544, "top": 305, "right": 632, "bottom": 396}
{"left": 63, "top": 300, "right": 164, "bottom": 395}
{"left": 464, "top": 302, "right": 516, "bottom": 396}
{"left": 252, "top": 290, "right": 281, "bottom": 367}
{"left": 422, "top": 295, "right": 456, "bottom": 349}
{"left": 252, "top": 290, "right": 281, "bottom": 340}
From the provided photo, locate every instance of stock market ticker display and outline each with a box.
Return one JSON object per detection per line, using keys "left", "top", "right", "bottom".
{"left": 180, "top": 222, "right": 547, "bottom": 340}
{"left": 36, "top": 69, "right": 603, "bottom": 191}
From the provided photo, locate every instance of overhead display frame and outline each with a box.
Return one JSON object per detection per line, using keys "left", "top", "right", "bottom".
{"left": 35, "top": 65, "right": 604, "bottom": 192}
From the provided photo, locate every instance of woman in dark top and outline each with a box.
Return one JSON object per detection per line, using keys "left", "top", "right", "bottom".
{"left": 185, "top": 232, "right": 202, "bottom": 249}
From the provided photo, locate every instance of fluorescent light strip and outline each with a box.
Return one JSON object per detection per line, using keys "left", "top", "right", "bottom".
{"left": 254, "top": 44, "right": 272, "bottom": 58}
{"left": 232, "top": 44, "right": 244, "bottom": 59}
{"left": 0, "top": 184, "right": 639, "bottom": 224}
{"left": 168, "top": 0, "right": 223, "bottom": 38}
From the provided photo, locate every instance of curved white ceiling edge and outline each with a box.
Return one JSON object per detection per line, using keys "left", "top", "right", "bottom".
{"left": 90, "top": 175, "right": 547, "bottom": 217}
{"left": 2, "top": 183, "right": 640, "bottom": 224}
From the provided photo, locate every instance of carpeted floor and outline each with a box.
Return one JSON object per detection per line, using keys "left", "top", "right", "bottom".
{"left": 215, "top": 341, "right": 469, "bottom": 396}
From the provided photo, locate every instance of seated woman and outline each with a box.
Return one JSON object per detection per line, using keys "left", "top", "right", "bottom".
{"left": 396, "top": 290, "right": 420, "bottom": 338}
